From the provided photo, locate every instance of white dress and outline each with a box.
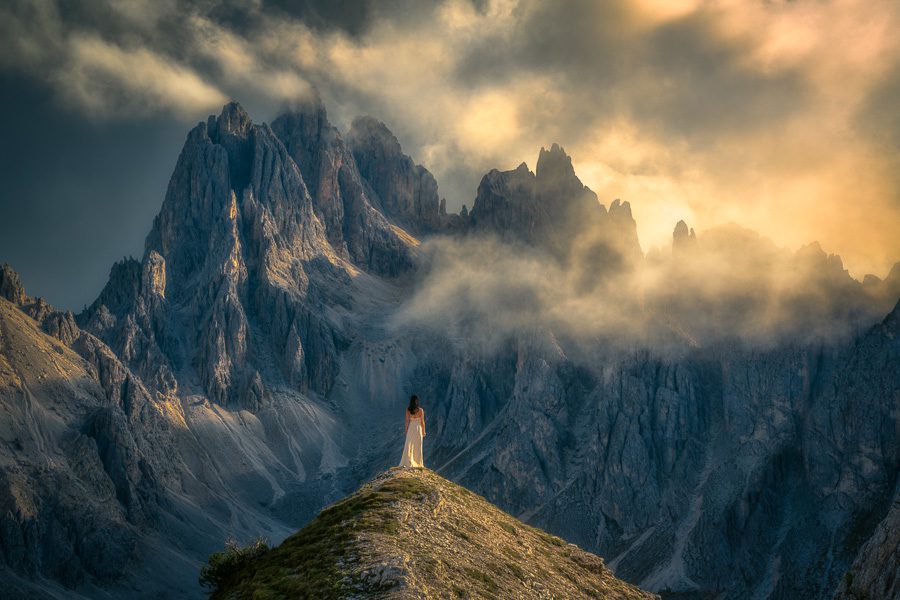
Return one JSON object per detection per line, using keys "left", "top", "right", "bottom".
{"left": 399, "top": 410, "right": 425, "bottom": 468}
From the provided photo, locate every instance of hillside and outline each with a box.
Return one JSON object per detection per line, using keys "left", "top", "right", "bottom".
{"left": 207, "top": 468, "right": 657, "bottom": 599}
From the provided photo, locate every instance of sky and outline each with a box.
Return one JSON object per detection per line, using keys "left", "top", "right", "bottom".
{"left": 1, "top": 0, "right": 899, "bottom": 310}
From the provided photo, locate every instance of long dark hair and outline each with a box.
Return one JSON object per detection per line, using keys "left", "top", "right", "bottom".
{"left": 407, "top": 394, "right": 420, "bottom": 415}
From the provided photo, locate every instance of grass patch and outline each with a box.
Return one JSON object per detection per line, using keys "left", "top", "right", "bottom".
{"left": 499, "top": 521, "right": 518, "bottom": 536}
{"left": 448, "top": 524, "right": 472, "bottom": 542}
{"left": 540, "top": 532, "right": 566, "bottom": 547}
{"left": 464, "top": 566, "right": 499, "bottom": 594}
{"left": 506, "top": 561, "right": 527, "bottom": 581}
{"left": 209, "top": 476, "right": 429, "bottom": 599}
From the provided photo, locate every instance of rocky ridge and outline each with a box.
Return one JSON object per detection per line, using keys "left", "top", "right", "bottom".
{"left": 208, "top": 468, "right": 657, "bottom": 599}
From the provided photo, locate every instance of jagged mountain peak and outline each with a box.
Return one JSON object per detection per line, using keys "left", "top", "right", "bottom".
{"left": 82, "top": 256, "right": 142, "bottom": 319}
{"left": 536, "top": 142, "right": 576, "bottom": 181}
{"left": 0, "top": 262, "right": 26, "bottom": 305}
{"left": 271, "top": 101, "right": 418, "bottom": 274}
{"left": 209, "top": 101, "right": 252, "bottom": 139}
{"left": 204, "top": 102, "right": 255, "bottom": 191}
{"left": 206, "top": 469, "right": 656, "bottom": 599}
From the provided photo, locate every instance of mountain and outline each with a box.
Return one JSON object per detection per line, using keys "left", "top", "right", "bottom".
{"left": 466, "top": 143, "right": 641, "bottom": 269}
{"left": 0, "top": 98, "right": 898, "bottom": 599}
{"left": 206, "top": 468, "right": 657, "bottom": 599}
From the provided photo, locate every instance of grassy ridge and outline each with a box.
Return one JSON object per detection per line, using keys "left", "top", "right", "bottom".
{"left": 206, "top": 469, "right": 656, "bottom": 599}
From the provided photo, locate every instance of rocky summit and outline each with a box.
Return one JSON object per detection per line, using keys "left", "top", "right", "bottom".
{"left": 206, "top": 468, "right": 657, "bottom": 599}
{"left": 0, "top": 97, "right": 898, "bottom": 600}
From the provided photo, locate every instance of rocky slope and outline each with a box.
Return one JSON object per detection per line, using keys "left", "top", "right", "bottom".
{"left": 208, "top": 468, "right": 657, "bottom": 599}
{"left": 833, "top": 493, "right": 900, "bottom": 600}
{"left": 0, "top": 265, "right": 296, "bottom": 599}
{"left": 0, "top": 97, "right": 898, "bottom": 600}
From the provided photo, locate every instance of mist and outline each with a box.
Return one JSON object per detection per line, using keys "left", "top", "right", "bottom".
{"left": 391, "top": 218, "right": 900, "bottom": 357}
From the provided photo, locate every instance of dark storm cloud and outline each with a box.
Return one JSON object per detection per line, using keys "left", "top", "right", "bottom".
{"left": 451, "top": 1, "right": 809, "bottom": 146}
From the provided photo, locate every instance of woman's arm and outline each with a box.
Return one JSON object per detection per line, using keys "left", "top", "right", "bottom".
{"left": 421, "top": 409, "right": 426, "bottom": 437}
{"left": 405, "top": 410, "right": 410, "bottom": 434}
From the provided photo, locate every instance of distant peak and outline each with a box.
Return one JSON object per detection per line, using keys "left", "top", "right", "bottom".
{"left": 349, "top": 117, "right": 402, "bottom": 152}
{"left": 673, "top": 219, "right": 697, "bottom": 252}
{"left": 541, "top": 142, "right": 567, "bottom": 156}
{"left": 536, "top": 142, "right": 575, "bottom": 181}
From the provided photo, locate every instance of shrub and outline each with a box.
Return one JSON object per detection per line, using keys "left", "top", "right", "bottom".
{"left": 199, "top": 537, "right": 270, "bottom": 591}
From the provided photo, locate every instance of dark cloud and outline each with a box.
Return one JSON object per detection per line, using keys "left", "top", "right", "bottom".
{"left": 452, "top": 1, "right": 809, "bottom": 146}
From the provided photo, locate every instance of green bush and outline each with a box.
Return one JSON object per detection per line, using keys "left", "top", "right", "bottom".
{"left": 200, "top": 537, "right": 270, "bottom": 592}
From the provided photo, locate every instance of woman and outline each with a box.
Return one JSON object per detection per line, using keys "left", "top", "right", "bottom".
{"left": 399, "top": 394, "right": 426, "bottom": 468}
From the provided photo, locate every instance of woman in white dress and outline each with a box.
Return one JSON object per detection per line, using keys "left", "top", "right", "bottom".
{"left": 399, "top": 394, "right": 426, "bottom": 468}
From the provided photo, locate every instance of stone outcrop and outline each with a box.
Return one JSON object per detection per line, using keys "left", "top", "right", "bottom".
{"left": 0, "top": 263, "right": 26, "bottom": 305}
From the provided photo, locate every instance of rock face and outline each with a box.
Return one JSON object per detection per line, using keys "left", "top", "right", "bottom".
{"left": 0, "top": 263, "right": 26, "bottom": 305}
{"left": 271, "top": 99, "right": 415, "bottom": 276}
{"left": 1, "top": 98, "right": 898, "bottom": 600}
{"left": 82, "top": 102, "right": 362, "bottom": 409}
{"left": 208, "top": 468, "right": 657, "bottom": 599}
{"left": 345, "top": 115, "right": 445, "bottom": 233}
